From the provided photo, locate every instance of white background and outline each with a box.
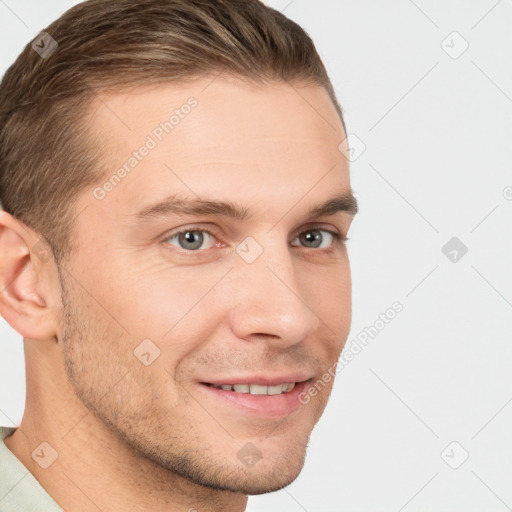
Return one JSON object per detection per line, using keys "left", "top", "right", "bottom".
{"left": 1, "top": 1, "right": 511, "bottom": 511}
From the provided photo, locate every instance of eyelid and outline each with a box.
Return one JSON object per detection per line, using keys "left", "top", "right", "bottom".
{"left": 163, "top": 222, "right": 218, "bottom": 236}
{"left": 295, "top": 223, "right": 346, "bottom": 237}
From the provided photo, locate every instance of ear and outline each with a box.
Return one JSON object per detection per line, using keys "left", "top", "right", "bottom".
{"left": 0, "top": 211, "right": 60, "bottom": 341}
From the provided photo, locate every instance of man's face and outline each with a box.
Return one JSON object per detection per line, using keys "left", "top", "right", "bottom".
{"left": 58, "top": 76, "right": 355, "bottom": 494}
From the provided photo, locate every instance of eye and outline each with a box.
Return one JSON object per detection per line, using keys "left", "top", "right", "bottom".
{"left": 165, "top": 228, "right": 217, "bottom": 251}
{"left": 291, "top": 229, "right": 343, "bottom": 249}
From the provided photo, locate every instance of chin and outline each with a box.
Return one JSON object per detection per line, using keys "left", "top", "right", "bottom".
{"left": 137, "top": 431, "right": 310, "bottom": 496}
{"left": 241, "top": 460, "right": 306, "bottom": 496}
{"left": 195, "top": 453, "right": 307, "bottom": 496}
{"left": 200, "top": 439, "right": 309, "bottom": 495}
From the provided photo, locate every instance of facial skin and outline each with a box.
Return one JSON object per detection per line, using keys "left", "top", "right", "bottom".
{"left": 0, "top": 75, "right": 356, "bottom": 511}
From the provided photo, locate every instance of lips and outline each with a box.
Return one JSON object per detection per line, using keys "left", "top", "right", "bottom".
{"left": 198, "top": 376, "right": 312, "bottom": 418}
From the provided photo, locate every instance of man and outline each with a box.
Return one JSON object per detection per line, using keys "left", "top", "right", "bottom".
{"left": 0, "top": 0, "right": 358, "bottom": 510}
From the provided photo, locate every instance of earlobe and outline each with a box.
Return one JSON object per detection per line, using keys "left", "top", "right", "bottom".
{"left": 0, "top": 211, "right": 58, "bottom": 341}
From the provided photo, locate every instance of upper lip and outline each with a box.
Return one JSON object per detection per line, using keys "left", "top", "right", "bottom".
{"left": 201, "top": 374, "right": 313, "bottom": 386}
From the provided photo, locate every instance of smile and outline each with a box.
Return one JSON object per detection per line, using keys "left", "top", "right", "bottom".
{"left": 206, "top": 382, "right": 296, "bottom": 395}
{"left": 198, "top": 377, "right": 312, "bottom": 418}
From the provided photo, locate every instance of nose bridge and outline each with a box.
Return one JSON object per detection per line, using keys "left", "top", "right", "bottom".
{"left": 227, "top": 234, "right": 320, "bottom": 345}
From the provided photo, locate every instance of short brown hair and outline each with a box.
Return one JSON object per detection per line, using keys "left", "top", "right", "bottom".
{"left": 0, "top": 0, "right": 345, "bottom": 264}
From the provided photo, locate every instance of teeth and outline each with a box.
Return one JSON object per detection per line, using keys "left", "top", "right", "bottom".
{"left": 267, "top": 385, "right": 283, "bottom": 395}
{"left": 250, "top": 384, "right": 268, "bottom": 395}
{"left": 210, "top": 383, "right": 296, "bottom": 395}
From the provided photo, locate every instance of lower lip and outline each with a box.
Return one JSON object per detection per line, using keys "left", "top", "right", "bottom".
{"left": 198, "top": 381, "right": 309, "bottom": 418}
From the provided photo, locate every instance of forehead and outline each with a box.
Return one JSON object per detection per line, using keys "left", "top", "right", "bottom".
{"left": 81, "top": 76, "right": 350, "bottom": 221}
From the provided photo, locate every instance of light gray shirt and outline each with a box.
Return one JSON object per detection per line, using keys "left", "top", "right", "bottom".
{"left": 0, "top": 426, "right": 63, "bottom": 511}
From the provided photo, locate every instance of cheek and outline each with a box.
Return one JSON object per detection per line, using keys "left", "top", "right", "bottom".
{"left": 300, "top": 263, "right": 352, "bottom": 395}
{"left": 303, "top": 257, "right": 352, "bottom": 335}
{"left": 61, "top": 281, "right": 184, "bottom": 421}
{"left": 123, "top": 265, "right": 226, "bottom": 348}
{"left": 80, "top": 251, "right": 222, "bottom": 347}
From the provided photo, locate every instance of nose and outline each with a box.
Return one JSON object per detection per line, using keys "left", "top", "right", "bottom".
{"left": 226, "top": 237, "right": 321, "bottom": 348}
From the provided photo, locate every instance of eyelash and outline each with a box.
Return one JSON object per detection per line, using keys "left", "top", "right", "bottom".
{"left": 162, "top": 225, "right": 348, "bottom": 255}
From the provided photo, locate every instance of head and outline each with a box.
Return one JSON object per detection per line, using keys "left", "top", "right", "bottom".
{"left": 0, "top": 0, "right": 357, "bottom": 496}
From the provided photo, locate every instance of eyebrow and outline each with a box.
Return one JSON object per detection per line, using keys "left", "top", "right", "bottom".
{"left": 133, "top": 191, "right": 358, "bottom": 222}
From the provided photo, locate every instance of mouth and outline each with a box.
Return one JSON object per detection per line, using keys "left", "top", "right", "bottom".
{"left": 205, "top": 382, "right": 297, "bottom": 395}
{"left": 198, "top": 376, "right": 313, "bottom": 418}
